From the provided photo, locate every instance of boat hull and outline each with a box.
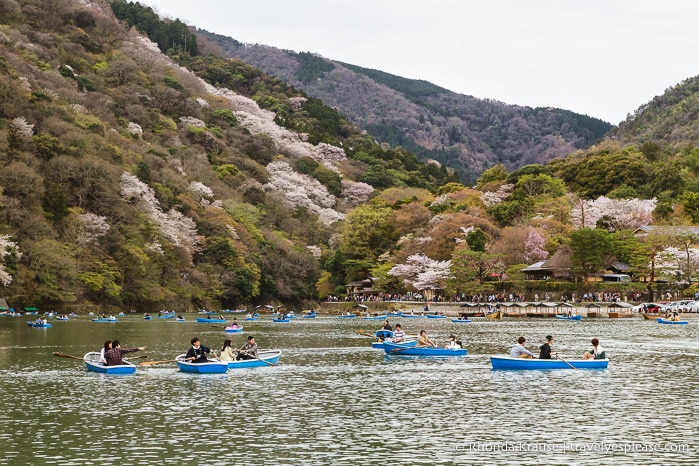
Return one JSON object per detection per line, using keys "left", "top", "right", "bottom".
{"left": 175, "top": 355, "right": 228, "bottom": 374}
{"left": 195, "top": 318, "right": 225, "bottom": 323}
{"left": 224, "top": 326, "right": 243, "bottom": 333}
{"left": 226, "top": 350, "right": 282, "bottom": 368}
{"left": 657, "top": 318, "right": 688, "bottom": 325}
{"left": 91, "top": 318, "right": 118, "bottom": 322}
{"left": 27, "top": 322, "right": 52, "bottom": 328}
{"left": 372, "top": 339, "right": 418, "bottom": 349}
{"left": 338, "top": 314, "right": 356, "bottom": 318}
{"left": 555, "top": 315, "right": 582, "bottom": 321}
{"left": 382, "top": 341, "right": 466, "bottom": 356}
{"left": 83, "top": 352, "right": 136, "bottom": 375}
{"left": 490, "top": 356, "right": 609, "bottom": 370}
{"left": 363, "top": 315, "right": 386, "bottom": 321}
{"left": 272, "top": 319, "right": 290, "bottom": 323}
{"left": 451, "top": 319, "right": 472, "bottom": 323}
{"left": 426, "top": 314, "right": 446, "bottom": 319}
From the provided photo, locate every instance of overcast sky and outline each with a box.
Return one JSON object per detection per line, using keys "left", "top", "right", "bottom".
{"left": 142, "top": 0, "right": 699, "bottom": 125}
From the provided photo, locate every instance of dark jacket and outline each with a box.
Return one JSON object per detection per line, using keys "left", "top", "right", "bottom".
{"left": 186, "top": 344, "right": 211, "bottom": 363}
{"left": 539, "top": 342, "right": 552, "bottom": 359}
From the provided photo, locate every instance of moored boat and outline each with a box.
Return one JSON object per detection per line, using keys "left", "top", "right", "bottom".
{"left": 83, "top": 351, "right": 136, "bottom": 375}
{"left": 382, "top": 341, "right": 467, "bottom": 357}
{"left": 657, "top": 318, "right": 688, "bottom": 325}
{"left": 555, "top": 314, "right": 582, "bottom": 321}
{"left": 490, "top": 356, "right": 609, "bottom": 370}
{"left": 175, "top": 354, "right": 228, "bottom": 374}
{"left": 227, "top": 350, "right": 282, "bottom": 368}
{"left": 27, "top": 321, "right": 52, "bottom": 328}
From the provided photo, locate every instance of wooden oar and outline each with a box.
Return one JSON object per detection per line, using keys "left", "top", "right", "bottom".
{"left": 357, "top": 330, "right": 375, "bottom": 338}
{"left": 123, "top": 354, "right": 148, "bottom": 360}
{"left": 53, "top": 352, "right": 83, "bottom": 360}
{"left": 139, "top": 359, "right": 176, "bottom": 366}
{"left": 556, "top": 355, "right": 578, "bottom": 370}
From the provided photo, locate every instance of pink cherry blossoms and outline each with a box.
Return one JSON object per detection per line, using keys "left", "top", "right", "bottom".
{"left": 524, "top": 228, "right": 549, "bottom": 262}
{"left": 0, "top": 235, "right": 20, "bottom": 286}
{"left": 570, "top": 196, "right": 656, "bottom": 230}
{"left": 341, "top": 180, "right": 374, "bottom": 207}
{"left": 388, "top": 253, "right": 452, "bottom": 291}
{"left": 120, "top": 172, "right": 202, "bottom": 255}
{"left": 77, "top": 213, "right": 111, "bottom": 247}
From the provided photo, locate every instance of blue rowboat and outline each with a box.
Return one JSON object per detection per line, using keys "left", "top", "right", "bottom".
{"left": 227, "top": 350, "right": 282, "bottom": 368}
{"left": 382, "top": 341, "right": 467, "bottom": 357}
{"left": 386, "top": 312, "right": 402, "bottom": 317}
{"left": 56, "top": 317, "right": 70, "bottom": 321}
{"left": 363, "top": 315, "right": 387, "bottom": 321}
{"left": 375, "top": 329, "right": 394, "bottom": 340}
{"left": 158, "top": 314, "right": 175, "bottom": 319}
{"left": 245, "top": 317, "right": 258, "bottom": 321}
{"left": 117, "top": 312, "right": 125, "bottom": 317}
{"left": 143, "top": 315, "right": 152, "bottom": 320}
{"left": 83, "top": 351, "right": 136, "bottom": 375}
{"left": 92, "top": 318, "right": 118, "bottom": 322}
{"left": 175, "top": 355, "right": 228, "bottom": 374}
{"left": 556, "top": 315, "right": 582, "bottom": 321}
{"left": 196, "top": 317, "right": 226, "bottom": 323}
{"left": 490, "top": 356, "right": 609, "bottom": 370}
{"left": 27, "top": 321, "right": 52, "bottom": 328}
{"left": 372, "top": 338, "right": 418, "bottom": 349}
{"left": 174, "top": 318, "right": 185, "bottom": 322}
{"left": 302, "top": 312, "right": 317, "bottom": 319}
{"left": 657, "top": 318, "right": 688, "bottom": 325}
{"left": 401, "top": 314, "right": 424, "bottom": 318}
{"left": 272, "top": 318, "right": 290, "bottom": 323}
{"left": 338, "top": 314, "right": 356, "bottom": 318}
{"left": 224, "top": 326, "right": 243, "bottom": 333}
{"left": 451, "top": 319, "right": 472, "bottom": 323}
{"left": 426, "top": 314, "right": 446, "bottom": 319}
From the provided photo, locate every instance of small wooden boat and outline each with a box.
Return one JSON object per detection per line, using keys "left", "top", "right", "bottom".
{"left": 382, "top": 341, "right": 467, "bottom": 357}
{"left": 226, "top": 350, "right": 282, "bottom": 368}
{"left": 224, "top": 326, "right": 243, "bottom": 333}
{"left": 245, "top": 316, "right": 258, "bottom": 321}
{"left": 117, "top": 312, "right": 125, "bottom": 317}
{"left": 426, "top": 314, "right": 446, "bottom": 319}
{"left": 175, "top": 354, "right": 228, "bottom": 374}
{"left": 642, "top": 312, "right": 662, "bottom": 320}
{"left": 272, "top": 318, "right": 290, "bottom": 323}
{"left": 337, "top": 313, "right": 356, "bottom": 318}
{"left": 401, "top": 314, "right": 424, "bottom": 318}
{"left": 451, "top": 318, "right": 473, "bottom": 323}
{"left": 372, "top": 338, "right": 418, "bottom": 349}
{"left": 490, "top": 356, "right": 608, "bottom": 370}
{"left": 143, "top": 315, "right": 152, "bottom": 320}
{"left": 301, "top": 314, "right": 316, "bottom": 319}
{"left": 174, "top": 318, "right": 185, "bottom": 322}
{"left": 486, "top": 310, "right": 503, "bottom": 320}
{"left": 27, "top": 321, "right": 52, "bottom": 328}
{"left": 607, "top": 312, "right": 634, "bottom": 318}
{"left": 56, "top": 316, "right": 70, "bottom": 321}
{"left": 386, "top": 312, "right": 403, "bottom": 317}
{"left": 158, "top": 314, "right": 175, "bottom": 319}
{"left": 92, "top": 318, "right": 118, "bottom": 322}
{"left": 555, "top": 314, "right": 582, "bottom": 321}
{"left": 657, "top": 318, "right": 688, "bottom": 325}
{"left": 195, "top": 317, "right": 226, "bottom": 323}
{"left": 83, "top": 351, "right": 136, "bottom": 375}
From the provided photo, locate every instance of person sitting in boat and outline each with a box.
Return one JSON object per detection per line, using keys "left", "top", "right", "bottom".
{"left": 382, "top": 320, "right": 392, "bottom": 331}
{"left": 539, "top": 335, "right": 557, "bottom": 359}
{"left": 230, "top": 318, "right": 239, "bottom": 329}
{"left": 417, "top": 330, "right": 436, "bottom": 348}
{"left": 104, "top": 340, "right": 146, "bottom": 366}
{"left": 236, "top": 335, "right": 258, "bottom": 360}
{"left": 219, "top": 339, "right": 235, "bottom": 362}
{"left": 455, "top": 340, "right": 464, "bottom": 348}
{"left": 34, "top": 317, "right": 42, "bottom": 325}
{"left": 100, "top": 340, "right": 112, "bottom": 364}
{"left": 445, "top": 335, "right": 460, "bottom": 349}
{"left": 186, "top": 337, "right": 217, "bottom": 363}
{"left": 510, "top": 336, "right": 535, "bottom": 358}
{"left": 581, "top": 338, "right": 606, "bottom": 360}
{"left": 393, "top": 324, "right": 406, "bottom": 343}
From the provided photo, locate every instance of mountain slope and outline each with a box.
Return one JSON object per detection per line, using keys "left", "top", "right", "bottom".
{"left": 200, "top": 31, "right": 613, "bottom": 184}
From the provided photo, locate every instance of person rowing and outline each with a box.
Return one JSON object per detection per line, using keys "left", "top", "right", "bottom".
{"left": 236, "top": 335, "right": 258, "bottom": 360}
{"left": 185, "top": 337, "right": 217, "bottom": 363}
{"left": 416, "top": 330, "right": 436, "bottom": 348}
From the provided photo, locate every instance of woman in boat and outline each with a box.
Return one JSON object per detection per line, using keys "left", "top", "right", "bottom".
{"left": 393, "top": 324, "right": 405, "bottom": 343}
{"left": 445, "top": 335, "right": 460, "bottom": 349}
{"left": 581, "top": 338, "right": 606, "bottom": 360}
{"left": 219, "top": 339, "right": 235, "bottom": 362}
{"left": 417, "top": 330, "right": 436, "bottom": 348}
{"left": 231, "top": 318, "right": 239, "bottom": 329}
{"left": 104, "top": 340, "right": 146, "bottom": 366}
{"left": 539, "top": 335, "right": 556, "bottom": 359}
{"left": 510, "top": 336, "right": 534, "bottom": 358}
{"left": 100, "top": 340, "right": 112, "bottom": 364}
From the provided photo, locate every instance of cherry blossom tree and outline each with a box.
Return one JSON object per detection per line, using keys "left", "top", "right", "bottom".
{"left": 524, "top": 228, "right": 549, "bottom": 263}
{"left": 388, "top": 253, "right": 452, "bottom": 292}
{"left": 0, "top": 235, "right": 20, "bottom": 286}
{"left": 77, "top": 213, "right": 111, "bottom": 247}
{"left": 570, "top": 196, "right": 656, "bottom": 231}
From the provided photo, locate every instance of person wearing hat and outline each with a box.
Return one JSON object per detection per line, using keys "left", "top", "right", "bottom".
{"left": 539, "top": 335, "right": 557, "bottom": 359}
{"left": 236, "top": 335, "right": 258, "bottom": 360}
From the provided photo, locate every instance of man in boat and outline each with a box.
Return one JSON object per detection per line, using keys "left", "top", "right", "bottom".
{"left": 236, "top": 335, "right": 258, "bottom": 360}
{"left": 381, "top": 320, "right": 392, "bottom": 331}
{"left": 185, "top": 337, "right": 217, "bottom": 363}
{"left": 104, "top": 340, "right": 146, "bottom": 366}
{"left": 581, "top": 338, "right": 606, "bottom": 360}
{"left": 510, "top": 336, "right": 535, "bottom": 358}
{"left": 416, "top": 330, "right": 437, "bottom": 348}
{"left": 539, "top": 335, "right": 556, "bottom": 359}
{"left": 393, "top": 324, "right": 406, "bottom": 343}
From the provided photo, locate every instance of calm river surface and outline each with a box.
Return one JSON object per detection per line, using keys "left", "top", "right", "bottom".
{"left": 0, "top": 314, "right": 697, "bottom": 465}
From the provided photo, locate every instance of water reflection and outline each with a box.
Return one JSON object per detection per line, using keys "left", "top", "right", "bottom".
{"left": 0, "top": 315, "right": 697, "bottom": 464}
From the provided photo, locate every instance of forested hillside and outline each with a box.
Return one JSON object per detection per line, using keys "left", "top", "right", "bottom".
{"left": 4, "top": 0, "right": 699, "bottom": 315}
{"left": 200, "top": 31, "right": 612, "bottom": 184}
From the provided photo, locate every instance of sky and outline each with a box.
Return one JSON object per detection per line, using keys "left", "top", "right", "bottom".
{"left": 141, "top": 0, "right": 699, "bottom": 125}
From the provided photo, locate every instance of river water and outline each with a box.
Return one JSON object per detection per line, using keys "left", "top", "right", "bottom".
{"left": 0, "top": 314, "right": 697, "bottom": 465}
